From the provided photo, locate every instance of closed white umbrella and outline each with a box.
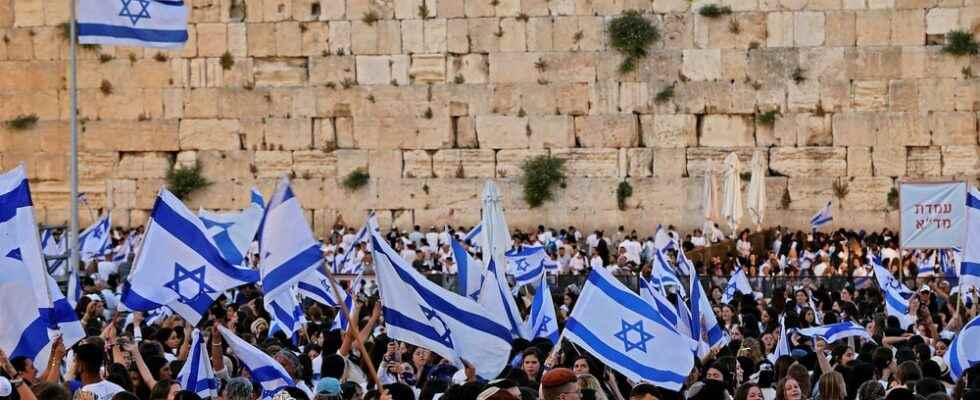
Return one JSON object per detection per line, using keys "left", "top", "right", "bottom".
{"left": 746, "top": 151, "right": 766, "bottom": 231}
{"left": 721, "top": 152, "right": 743, "bottom": 237}
{"left": 480, "top": 180, "right": 512, "bottom": 263}
{"left": 703, "top": 161, "right": 720, "bottom": 221}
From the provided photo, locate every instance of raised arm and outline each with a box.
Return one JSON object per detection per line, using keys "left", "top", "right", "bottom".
{"left": 124, "top": 342, "right": 158, "bottom": 389}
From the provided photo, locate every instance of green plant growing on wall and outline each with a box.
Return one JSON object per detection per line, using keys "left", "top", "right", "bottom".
{"left": 520, "top": 155, "right": 567, "bottom": 208}
{"left": 942, "top": 30, "right": 979, "bottom": 56}
{"left": 780, "top": 188, "right": 791, "bottom": 209}
{"left": 166, "top": 163, "right": 212, "bottom": 200}
{"left": 220, "top": 51, "right": 235, "bottom": 70}
{"left": 342, "top": 169, "right": 370, "bottom": 191}
{"left": 98, "top": 53, "right": 113, "bottom": 63}
{"left": 756, "top": 110, "right": 778, "bottom": 126}
{"left": 418, "top": 3, "right": 430, "bottom": 19}
{"left": 617, "top": 180, "right": 633, "bottom": 210}
{"left": 100, "top": 80, "right": 113, "bottom": 95}
{"left": 608, "top": 10, "right": 659, "bottom": 74}
{"left": 5, "top": 114, "right": 38, "bottom": 131}
{"left": 832, "top": 179, "right": 849, "bottom": 200}
{"left": 154, "top": 52, "right": 168, "bottom": 62}
{"left": 887, "top": 187, "right": 899, "bottom": 210}
{"left": 654, "top": 85, "right": 674, "bottom": 104}
{"left": 362, "top": 10, "right": 380, "bottom": 25}
{"left": 698, "top": 4, "right": 732, "bottom": 18}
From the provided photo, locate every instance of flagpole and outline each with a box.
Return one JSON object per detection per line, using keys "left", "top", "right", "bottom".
{"left": 321, "top": 266, "right": 382, "bottom": 389}
{"left": 68, "top": 0, "right": 81, "bottom": 286}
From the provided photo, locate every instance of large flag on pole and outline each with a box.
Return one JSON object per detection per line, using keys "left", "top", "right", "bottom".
{"left": 198, "top": 190, "right": 264, "bottom": 267}
{"left": 120, "top": 189, "right": 259, "bottom": 325}
{"left": 217, "top": 325, "right": 293, "bottom": 397}
{"left": 450, "top": 234, "right": 482, "bottom": 300}
{"left": 961, "top": 187, "right": 980, "bottom": 291}
{"left": 871, "top": 257, "right": 915, "bottom": 329}
{"left": 564, "top": 267, "right": 695, "bottom": 391}
{"left": 810, "top": 201, "right": 833, "bottom": 231}
{"left": 721, "top": 266, "right": 753, "bottom": 304}
{"left": 370, "top": 225, "right": 512, "bottom": 379}
{"left": 945, "top": 314, "right": 980, "bottom": 380}
{"left": 524, "top": 278, "right": 559, "bottom": 344}
{"left": 506, "top": 246, "right": 550, "bottom": 288}
{"left": 0, "top": 166, "right": 85, "bottom": 373}
{"left": 690, "top": 266, "right": 727, "bottom": 349}
{"left": 79, "top": 212, "right": 112, "bottom": 263}
{"left": 77, "top": 0, "right": 189, "bottom": 48}
{"left": 797, "top": 321, "right": 873, "bottom": 344}
{"left": 177, "top": 329, "right": 219, "bottom": 398}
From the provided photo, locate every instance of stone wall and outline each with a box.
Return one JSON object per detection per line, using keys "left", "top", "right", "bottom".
{"left": 0, "top": 0, "right": 978, "bottom": 236}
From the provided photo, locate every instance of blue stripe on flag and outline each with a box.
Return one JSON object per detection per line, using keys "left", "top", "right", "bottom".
{"left": 77, "top": 23, "right": 188, "bottom": 43}
{"left": 962, "top": 261, "right": 980, "bottom": 277}
{"left": 262, "top": 245, "right": 322, "bottom": 294}
{"left": 0, "top": 178, "right": 31, "bottom": 223}
{"left": 11, "top": 317, "right": 49, "bottom": 361}
{"left": 383, "top": 306, "right": 454, "bottom": 346}
{"left": 967, "top": 192, "right": 980, "bottom": 209}
{"left": 884, "top": 291, "right": 908, "bottom": 314}
{"left": 587, "top": 270, "right": 675, "bottom": 329}
{"left": 565, "top": 318, "right": 688, "bottom": 386}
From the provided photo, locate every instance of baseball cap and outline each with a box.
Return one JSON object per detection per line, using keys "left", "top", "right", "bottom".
{"left": 315, "top": 377, "right": 342, "bottom": 396}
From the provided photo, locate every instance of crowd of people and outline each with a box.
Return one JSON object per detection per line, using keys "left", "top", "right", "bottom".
{"left": 11, "top": 221, "right": 979, "bottom": 400}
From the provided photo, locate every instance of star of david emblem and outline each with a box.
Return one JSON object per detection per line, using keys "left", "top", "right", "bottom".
{"left": 119, "top": 0, "right": 151, "bottom": 26}
{"left": 163, "top": 263, "right": 217, "bottom": 305}
{"left": 535, "top": 315, "right": 553, "bottom": 338}
{"left": 886, "top": 277, "right": 902, "bottom": 290}
{"left": 201, "top": 217, "right": 234, "bottom": 232}
{"left": 515, "top": 258, "right": 531, "bottom": 273}
{"left": 614, "top": 319, "right": 654, "bottom": 353}
{"left": 420, "top": 305, "right": 453, "bottom": 348}
{"left": 724, "top": 282, "right": 737, "bottom": 298}
{"left": 92, "top": 224, "right": 104, "bottom": 239}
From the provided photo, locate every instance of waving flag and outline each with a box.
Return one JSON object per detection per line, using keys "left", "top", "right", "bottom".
{"left": 479, "top": 257, "right": 527, "bottom": 339}
{"left": 653, "top": 225, "right": 673, "bottom": 250}
{"left": 797, "top": 321, "right": 873, "bottom": 344}
{"left": 769, "top": 317, "right": 791, "bottom": 363}
{"left": 77, "top": 0, "right": 188, "bottom": 48}
{"left": 218, "top": 325, "right": 293, "bottom": 397}
{"left": 266, "top": 288, "right": 304, "bottom": 343}
{"left": 810, "top": 201, "right": 833, "bottom": 231}
{"left": 40, "top": 229, "right": 67, "bottom": 276}
{"left": 871, "top": 257, "right": 915, "bottom": 329}
{"left": 940, "top": 249, "right": 959, "bottom": 286}
{"left": 564, "top": 267, "right": 695, "bottom": 391}
{"left": 198, "top": 194, "right": 263, "bottom": 266}
{"left": 451, "top": 235, "right": 483, "bottom": 300}
{"left": 525, "top": 278, "right": 559, "bottom": 343}
{"left": 297, "top": 269, "right": 341, "bottom": 308}
{"left": 330, "top": 275, "right": 363, "bottom": 332}
{"left": 0, "top": 166, "right": 84, "bottom": 373}
{"left": 464, "top": 223, "right": 483, "bottom": 245}
{"left": 690, "top": 267, "right": 727, "bottom": 349}
{"left": 651, "top": 248, "right": 685, "bottom": 297}
{"left": 251, "top": 187, "right": 265, "bottom": 208}
{"left": 259, "top": 178, "right": 323, "bottom": 300}
{"left": 721, "top": 266, "right": 753, "bottom": 304}
{"left": 638, "top": 277, "right": 678, "bottom": 329}
{"left": 675, "top": 243, "right": 694, "bottom": 276}
{"left": 79, "top": 212, "right": 112, "bottom": 263}
{"left": 178, "top": 329, "right": 218, "bottom": 398}
{"left": 506, "top": 246, "right": 550, "bottom": 288}
{"left": 120, "top": 189, "right": 259, "bottom": 325}
{"left": 331, "top": 213, "right": 375, "bottom": 274}
{"left": 945, "top": 314, "right": 980, "bottom": 380}
{"left": 371, "top": 227, "right": 512, "bottom": 379}
{"left": 962, "top": 187, "right": 980, "bottom": 291}
{"left": 916, "top": 251, "right": 936, "bottom": 278}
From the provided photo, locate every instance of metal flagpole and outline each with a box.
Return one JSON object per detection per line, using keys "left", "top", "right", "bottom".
{"left": 68, "top": 0, "right": 81, "bottom": 283}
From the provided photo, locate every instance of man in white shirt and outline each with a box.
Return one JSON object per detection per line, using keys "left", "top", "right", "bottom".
{"left": 589, "top": 249, "right": 604, "bottom": 270}
{"left": 425, "top": 226, "right": 440, "bottom": 253}
{"left": 77, "top": 342, "right": 125, "bottom": 400}
{"left": 408, "top": 226, "right": 424, "bottom": 248}
{"left": 586, "top": 231, "right": 600, "bottom": 253}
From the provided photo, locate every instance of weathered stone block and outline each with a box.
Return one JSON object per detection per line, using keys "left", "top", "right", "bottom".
{"left": 495, "top": 149, "right": 547, "bottom": 178}
{"left": 847, "top": 146, "right": 873, "bottom": 176}
{"left": 770, "top": 147, "right": 847, "bottom": 176}
{"left": 627, "top": 148, "right": 654, "bottom": 177}
{"left": 529, "top": 115, "right": 574, "bottom": 149}
{"left": 309, "top": 56, "right": 356, "bottom": 85}
{"left": 264, "top": 118, "right": 313, "bottom": 150}
{"left": 686, "top": 147, "right": 765, "bottom": 176}
{"left": 403, "top": 150, "right": 433, "bottom": 178}
{"left": 654, "top": 148, "right": 687, "bottom": 178}
{"left": 926, "top": 8, "right": 959, "bottom": 35}
{"left": 840, "top": 176, "right": 892, "bottom": 211}
{"left": 641, "top": 114, "right": 697, "bottom": 148}
{"left": 179, "top": 119, "right": 243, "bottom": 150}
{"left": 552, "top": 148, "right": 621, "bottom": 178}
{"left": 356, "top": 55, "right": 392, "bottom": 85}
{"left": 906, "top": 146, "right": 942, "bottom": 177}
{"left": 856, "top": 11, "right": 891, "bottom": 46}
{"left": 253, "top": 58, "right": 308, "bottom": 87}
{"left": 872, "top": 145, "right": 907, "bottom": 177}
{"left": 795, "top": 12, "right": 825, "bottom": 46}
{"left": 432, "top": 149, "right": 495, "bottom": 178}
{"left": 852, "top": 80, "right": 888, "bottom": 111}
{"left": 574, "top": 115, "right": 639, "bottom": 148}
{"left": 475, "top": 115, "right": 528, "bottom": 149}
{"left": 682, "top": 49, "right": 722, "bottom": 81}
{"left": 82, "top": 121, "right": 180, "bottom": 152}
{"left": 409, "top": 54, "right": 446, "bottom": 84}
{"left": 253, "top": 151, "right": 293, "bottom": 178}
{"left": 941, "top": 146, "right": 979, "bottom": 175}
{"left": 929, "top": 112, "right": 976, "bottom": 145}
{"left": 700, "top": 115, "right": 755, "bottom": 147}
{"left": 117, "top": 152, "right": 171, "bottom": 179}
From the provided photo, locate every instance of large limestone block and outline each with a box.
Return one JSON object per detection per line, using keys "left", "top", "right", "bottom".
{"left": 796, "top": 114, "right": 832, "bottom": 146}
{"left": 926, "top": 8, "right": 960, "bottom": 35}
{"left": 117, "top": 152, "right": 172, "bottom": 179}
{"left": 929, "top": 112, "right": 977, "bottom": 145}
{"left": 355, "top": 56, "right": 392, "bottom": 85}
{"left": 368, "top": 149, "right": 402, "bottom": 180}
{"left": 795, "top": 12, "right": 825, "bottom": 47}
{"left": 264, "top": 118, "right": 313, "bottom": 150}
{"left": 770, "top": 147, "right": 847, "bottom": 177}
{"left": 574, "top": 115, "right": 639, "bottom": 148}
{"left": 351, "top": 20, "right": 402, "bottom": 55}
{"left": 686, "top": 148, "right": 765, "bottom": 176}
{"left": 852, "top": 80, "right": 888, "bottom": 111}
{"left": 529, "top": 116, "right": 574, "bottom": 149}
{"left": 335, "top": 149, "right": 369, "bottom": 179}
{"left": 907, "top": 146, "right": 942, "bottom": 177}
{"left": 891, "top": 9, "right": 924, "bottom": 46}
{"left": 447, "top": 54, "right": 489, "bottom": 84}
{"left": 856, "top": 11, "right": 890, "bottom": 46}
{"left": 552, "top": 148, "right": 621, "bottom": 178}
{"left": 476, "top": 115, "right": 529, "bottom": 149}
{"left": 786, "top": 177, "right": 835, "bottom": 210}
{"left": 627, "top": 148, "right": 653, "bottom": 178}
{"left": 682, "top": 49, "right": 722, "bottom": 81}
{"left": 186, "top": 180, "right": 247, "bottom": 210}
{"left": 847, "top": 146, "right": 872, "bottom": 176}
{"left": 844, "top": 47, "right": 901, "bottom": 80}
{"left": 654, "top": 148, "right": 687, "bottom": 178}
{"left": 489, "top": 52, "right": 538, "bottom": 84}
{"left": 179, "top": 119, "right": 243, "bottom": 150}
{"left": 197, "top": 151, "right": 254, "bottom": 180}
{"left": 403, "top": 150, "right": 433, "bottom": 178}
{"left": 293, "top": 150, "right": 337, "bottom": 178}
{"left": 431, "top": 149, "right": 495, "bottom": 178}
{"left": 253, "top": 151, "right": 293, "bottom": 178}
{"left": 253, "top": 58, "right": 308, "bottom": 87}
{"left": 82, "top": 120, "right": 180, "bottom": 152}
{"left": 495, "top": 149, "right": 548, "bottom": 179}
{"left": 941, "top": 146, "right": 979, "bottom": 176}
{"left": 409, "top": 54, "right": 446, "bottom": 84}
{"left": 78, "top": 152, "right": 117, "bottom": 181}
{"left": 309, "top": 56, "right": 356, "bottom": 85}
{"left": 0, "top": 121, "right": 69, "bottom": 154}
{"left": 839, "top": 176, "right": 893, "bottom": 211}
{"left": 640, "top": 114, "right": 697, "bottom": 148}
{"left": 871, "top": 146, "right": 907, "bottom": 177}
{"left": 699, "top": 115, "right": 755, "bottom": 147}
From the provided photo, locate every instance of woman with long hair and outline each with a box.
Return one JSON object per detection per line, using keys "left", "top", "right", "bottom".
{"left": 816, "top": 371, "right": 846, "bottom": 400}
{"left": 775, "top": 377, "right": 803, "bottom": 400}
{"left": 734, "top": 382, "right": 765, "bottom": 400}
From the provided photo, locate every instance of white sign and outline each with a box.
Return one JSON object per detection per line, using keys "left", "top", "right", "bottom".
{"left": 900, "top": 182, "right": 967, "bottom": 249}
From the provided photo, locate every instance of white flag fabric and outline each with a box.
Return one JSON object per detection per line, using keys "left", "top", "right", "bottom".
{"left": 769, "top": 317, "right": 791, "bottom": 363}
{"left": 198, "top": 197, "right": 263, "bottom": 267}
{"left": 721, "top": 267, "right": 753, "bottom": 304}
{"left": 120, "top": 189, "right": 259, "bottom": 325}
{"left": 650, "top": 248, "right": 685, "bottom": 297}
{"left": 370, "top": 226, "right": 512, "bottom": 379}
{"left": 871, "top": 257, "right": 915, "bottom": 330}
{"left": 177, "top": 329, "right": 219, "bottom": 398}
{"left": 77, "top": 0, "right": 188, "bottom": 48}
{"left": 41, "top": 229, "right": 67, "bottom": 277}
{"left": 478, "top": 181, "right": 525, "bottom": 339}
{"left": 638, "top": 277, "right": 679, "bottom": 330}
{"left": 690, "top": 267, "right": 728, "bottom": 349}
{"left": 259, "top": 177, "right": 323, "bottom": 300}
{"left": 0, "top": 166, "right": 84, "bottom": 373}
{"left": 297, "top": 269, "right": 341, "bottom": 309}
{"left": 524, "top": 278, "right": 559, "bottom": 343}
{"left": 961, "top": 187, "right": 980, "bottom": 291}
{"left": 506, "top": 246, "right": 550, "bottom": 288}
{"left": 266, "top": 288, "right": 304, "bottom": 342}
{"left": 218, "top": 325, "right": 293, "bottom": 397}
{"left": 330, "top": 213, "right": 375, "bottom": 274}
{"left": 810, "top": 201, "right": 833, "bottom": 231}
{"left": 329, "top": 275, "right": 363, "bottom": 332}
{"left": 797, "top": 321, "right": 874, "bottom": 344}
{"left": 479, "top": 257, "right": 527, "bottom": 339}
{"left": 450, "top": 235, "right": 483, "bottom": 300}
{"left": 79, "top": 212, "right": 112, "bottom": 263}
{"left": 564, "top": 267, "right": 695, "bottom": 391}
{"left": 945, "top": 314, "right": 980, "bottom": 380}
{"left": 746, "top": 150, "right": 766, "bottom": 227}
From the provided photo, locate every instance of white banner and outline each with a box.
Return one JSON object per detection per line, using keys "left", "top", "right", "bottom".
{"left": 900, "top": 182, "right": 967, "bottom": 249}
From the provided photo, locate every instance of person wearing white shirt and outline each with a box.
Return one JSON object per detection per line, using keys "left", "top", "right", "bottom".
{"left": 400, "top": 244, "right": 418, "bottom": 265}
{"left": 438, "top": 228, "right": 451, "bottom": 247}
{"left": 691, "top": 229, "right": 707, "bottom": 247}
{"left": 589, "top": 249, "right": 604, "bottom": 270}
{"left": 425, "top": 227, "right": 439, "bottom": 253}
{"left": 569, "top": 251, "right": 586, "bottom": 275}
{"left": 586, "top": 232, "right": 599, "bottom": 252}
{"left": 76, "top": 342, "right": 126, "bottom": 400}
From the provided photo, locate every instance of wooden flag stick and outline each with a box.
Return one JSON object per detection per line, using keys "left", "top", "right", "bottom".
{"left": 322, "top": 267, "right": 382, "bottom": 390}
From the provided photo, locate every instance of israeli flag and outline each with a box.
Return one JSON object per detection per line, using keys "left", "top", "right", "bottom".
{"left": 675, "top": 243, "right": 694, "bottom": 276}
{"left": 689, "top": 266, "right": 727, "bottom": 349}
{"left": 120, "top": 189, "right": 260, "bottom": 325}
{"left": 297, "top": 269, "right": 341, "bottom": 308}
{"left": 177, "top": 329, "right": 218, "bottom": 398}
{"left": 370, "top": 227, "right": 512, "bottom": 379}
{"left": 506, "top": 246, "right": 549, "bottom": 288}
{"left": 916, "top": 252, "right": 936, "bottom": 278}
{"left": 217, "top": 325, "right": 294, "bottom": 397}
{"left": 653, "top": 225, "right": 673, "bottom": 250}
{"left": 479, "top": 257, "right": 528, "bottom": 339}
{"left": 41, "top": 230, "right": 67, "bottom": 276}
{"left": 810, "top": 201, "right": 833, "bottom": 231}
{"left": 651, "top": 249, "right": 685, "bottom": 297}
{"left": 79, "top": 212, "right": 112, "bottom": 263}
{"left": 330, "top": 275, "right": 363, "bottom": 332}
{"left": 564, "top": 267, "right": 695, "bottom": 391}
{"left": 797, "top": 321, "right": 873, "bottom": 344}
{"left": 464, "top": 223, "right": 483, "bottom": 245}
{"left": 945, "top": 314, "right": 980, "bottom": 380}
{"left": 672, "top": 292, "right": 705, "bottom": 357}
{"left": 961, "top": 187, "right": 980, "bottom": 291}
{"left": 450, "top": 235, "right": 483, "bottom": 300}
{"left": 940, "top": 249, "right": 959, "bottom": 286}
{"left": 331, "top": 213, "right": 375, "bottom": 274}
{"left": 721, "top": 266, "right": 753, "bottom": 304}
{"left": 0, "top": 166, "right": 84, "bottom": 373}
{"left": 259, "top": 178, "right": 323, "bottom": 300}
{"left": 769, "top": 317, "right": 791, "bottom": 363}
{"left": 871, "top": 257, "right": 915, "bottom": 330}
{"left": 524, "top": 278, "right": 559, "bottom": 343}
{"left": 250, "top": 187, "right": 265, "bottom": 208}
{"left": 77, "top": 0, "right": 188, "bottom": 48}
{"left": 266, "top": 288, "right": 304, "bottom": 342}
{"left": 638, "top": 277, "right": 679, "bottom": 330}
{"left": 198, "top": 198, "right": 263, "bottom": 267}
